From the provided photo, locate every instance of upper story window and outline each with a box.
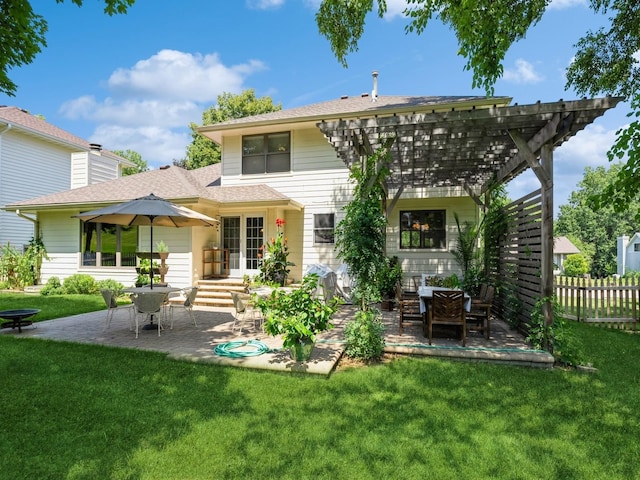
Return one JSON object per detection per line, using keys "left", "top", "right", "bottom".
{"left": 400, "top": 210, "right": 446, "bottom": 249}
{"left": 634, "top": 243, "right": 640, "bottom": 252}
{"left": 313, "top": 213, "right": 335, "bottom": 244}
{"left": 242, "top": 132, "right": 290, "bottom": 174}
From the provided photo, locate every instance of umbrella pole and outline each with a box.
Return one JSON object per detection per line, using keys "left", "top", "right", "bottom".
{"left": 149, "top": 220, "right": 154, "bottom": 290}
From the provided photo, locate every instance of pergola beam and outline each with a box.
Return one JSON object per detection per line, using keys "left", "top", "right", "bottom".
{"left": 317, "top": 96, "right": 622, "bottom": 330}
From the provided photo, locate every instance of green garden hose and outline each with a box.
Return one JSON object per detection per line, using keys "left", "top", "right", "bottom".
{"left": 213, "top": 340, "right": 273, "bottom": 358}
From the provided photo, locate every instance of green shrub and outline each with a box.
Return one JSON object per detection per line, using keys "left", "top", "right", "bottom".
{"left": 563, "top": 254, "right": 589, "bottom": 277}
{"left": 258, "top": 274, "right": 340, "bottom": 349}
{"left": 97, "top": 279, "right": 126, "bottom": 298}
{"left": 343, "top": 308, "right": 386, "bottom": 360}
{"left": 40, "top": 277, "right": 65, "bottom": 296}
{"left": 0, "top": 243, "right": 33, "bottom": 289}
{"left": 526, "top": 296, "right": 585, "bottom": 367}
{"left": 63, "top": 274, "right": 98, "bottom": 295}
{"left": 622, "top": 270, "right": 640, "bottom": 279}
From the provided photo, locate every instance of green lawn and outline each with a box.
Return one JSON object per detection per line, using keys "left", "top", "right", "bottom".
{"left": 0, "top": 292, "right": 117, "bottom": 321}
{"left": 1, "top": 305, "right": 639, "bottom": 478}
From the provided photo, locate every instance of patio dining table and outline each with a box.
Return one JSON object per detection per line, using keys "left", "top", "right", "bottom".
{"left": 418, "top": 286, "right": 472, "bottom": 314}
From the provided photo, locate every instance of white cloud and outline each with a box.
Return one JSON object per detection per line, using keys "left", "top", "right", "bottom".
{"left": 383, "top": 0, "right": 409, "bottom": 19}
{"left": 59, "top": 49, "right": 267, "bottom": 168}
{"left": 107, "top": 50, "right": 265, "bottom": 102}
{"left": 506, "top": 123, "right": 618, "bottom": 217}
{"left": 90, "top": 124, "right": 191, "bottom": 166}
{"left": 548, "top": 0, "right": 586, "bottom": 10}
{"left": 503, "top": 59, "right": 544, "bottom": 84}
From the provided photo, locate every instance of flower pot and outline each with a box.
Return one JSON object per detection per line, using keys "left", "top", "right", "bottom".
{"left": 274, "top": 271, "right": 286, "bottom": 287}
{"left": 289, "top": 338, "right": 315, "bottom": 362}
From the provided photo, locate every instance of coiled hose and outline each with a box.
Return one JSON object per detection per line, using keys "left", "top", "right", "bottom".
{"left": 213, "top": 339, "right": 272, "bottom": 358}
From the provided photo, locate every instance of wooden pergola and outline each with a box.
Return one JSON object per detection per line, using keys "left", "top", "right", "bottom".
{"left": 318, "top": 96, "right": 623, "bottom": 326}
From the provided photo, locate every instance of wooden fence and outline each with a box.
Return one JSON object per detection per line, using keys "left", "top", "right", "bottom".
{"left": 554, "top": 275, "right": 639, "bottom": 329}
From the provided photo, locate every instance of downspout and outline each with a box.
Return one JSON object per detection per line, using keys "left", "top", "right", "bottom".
{"left": 15, "top": 209, "right": 39, "bottom": 237}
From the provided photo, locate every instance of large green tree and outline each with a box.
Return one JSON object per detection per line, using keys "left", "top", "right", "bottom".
{"left": 316, "top": 0, "right": 640, "bottom": 211}
{"left": 0, "top": 0, "right": 135, "bottom": 96}
{"left": 175, "top": 89, "right": 282, "bottom": 170}
{"left": 555, "top": 164, "right": 640, "bottom": 277}
{"left": 113, "top": 149, "right": 147, "bottom": 176}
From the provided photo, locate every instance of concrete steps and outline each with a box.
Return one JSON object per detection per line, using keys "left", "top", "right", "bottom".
{"left": 193, "top": 278, "right": 246, "bottom": 308}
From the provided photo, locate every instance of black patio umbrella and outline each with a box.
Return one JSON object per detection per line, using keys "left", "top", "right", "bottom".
{"left": 74, "top": 193, "right": 218, "bottom": 288}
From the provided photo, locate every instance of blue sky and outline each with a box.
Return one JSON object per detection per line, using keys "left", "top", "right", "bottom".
{"left": 0, "top": 0, "right": 629, "bottom": 216}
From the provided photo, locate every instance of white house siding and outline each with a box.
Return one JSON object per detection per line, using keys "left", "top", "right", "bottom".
{"left": 71, "top": 151, "right": 121, "bottom": 188}
{"left": 221, "top": 127, "right": 477, "bottom": 281}
{"left": 387, "top": 196, "right": 477, "bottom": 288}
{"left": 38, "top": 213, "right": 198, "bottom": 289}
{"left": 618, "top": 234, "right": 640, "bottom": 276}
{"left": 222, "top": 128, "right": 351, "bottom": 275}
{"left": 70, "top": 152, "right": 89, "bottom": 188}
{"left": 140, "top": 225, "right": 196, "bottom": 289}
{"left": 39, "top": 211, "right": 86, "bottom": 284}
{"left": 0, "top": 131, "right": 71, "bottom": 248}
{"left": 88, "top": 152, "right": 120, "bottom": 185}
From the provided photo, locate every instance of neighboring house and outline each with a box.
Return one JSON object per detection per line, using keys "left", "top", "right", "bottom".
{"left": 3, "top": 81, "right": 619, "bottom": 294}
{"left": 0, "top": 106, "right": 134, "bottom": 250}
{"left": 553, "top": 236, "right": 580, "bottom": 274}
{"left": 617, "top": 234, "right": 640, "bottom": 276}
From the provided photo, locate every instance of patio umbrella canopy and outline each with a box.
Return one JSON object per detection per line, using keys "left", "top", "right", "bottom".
{"left": 74, "top": 193, "right": 218, "bottom": 288}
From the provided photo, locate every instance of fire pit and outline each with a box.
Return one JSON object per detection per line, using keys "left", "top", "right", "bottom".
{"left": 0, "top": 309, "right": 40, "bottom": 333}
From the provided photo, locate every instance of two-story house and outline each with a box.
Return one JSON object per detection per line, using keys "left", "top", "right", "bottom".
{"left": 0, "top": 106, "right": 133, "bottom": 250}
{"left": 3, "top": 86, "right": 620, "bottom": 311}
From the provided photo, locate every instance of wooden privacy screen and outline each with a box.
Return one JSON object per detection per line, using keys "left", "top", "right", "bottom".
{"left": 488, "top": 189, "right": 542, "bottom": 329}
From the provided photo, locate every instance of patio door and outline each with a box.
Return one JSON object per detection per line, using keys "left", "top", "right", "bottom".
{"left": 222, "top": 215, "right": 264, "bottom": 278}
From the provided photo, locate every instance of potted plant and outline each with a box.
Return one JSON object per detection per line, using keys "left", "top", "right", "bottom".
{"left": 134, "top": 272, "right": 150, "bottom": 287}
{"left": 258, "top": 218, "right": 295, "bottom": 286}
{"left": 135, "top": 258, "right": 164, "bottom": 285}
{"left": 155, "top": 240, "right": 169, "bottom": 260}
{"left": 378, "top": 256, "right": 403, "bottom": 311}
{"left": 255, "top": 273, "right": 341, "bottom": 361}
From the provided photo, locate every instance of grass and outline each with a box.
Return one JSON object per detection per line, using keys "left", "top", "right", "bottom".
{"left": 1, "top": 299, "right": 640, "bottom": 479}
{"left": 0, "top": 292, "right": 107, "bottom": 321}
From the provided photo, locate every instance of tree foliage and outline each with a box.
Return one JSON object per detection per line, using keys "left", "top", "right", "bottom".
{"left": 0, "top": 0, "right": 135, "bottom": 96}
{"left": 316, "top": 0, "right": 640, "bottom": 208}
{"left": 335, "top": 146, "right": 390, "bottom": 309}
{"left": 555, "top": 164, "right": 640, "bottom": 277}
{"left": 563, "top": 254, "right": 589, "bottom": 277}
{"left": 176, "top": 89, "right": 282, "bottom": 170}
{"left": 316, "top": 0, "right": 547, "bottom": 94}
{"left": 113, "top": 149, "right": 147, "bottom": 176}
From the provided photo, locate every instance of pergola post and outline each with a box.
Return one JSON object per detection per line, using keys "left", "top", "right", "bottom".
{"left": 540, "top": 143, "right": 554, "bottom": 329}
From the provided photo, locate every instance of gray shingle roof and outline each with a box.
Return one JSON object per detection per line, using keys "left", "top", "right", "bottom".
{"left": 554, "top": 236, "right": 581, "bottom": 254}
{"left": 0, "top": 106, "right": 127, "bottom": 163}
{"left": 200, "top": 95, "right": 508, "bottom": 129}
{"left": 4, "top": 163, "right": 295, "bottom": 210}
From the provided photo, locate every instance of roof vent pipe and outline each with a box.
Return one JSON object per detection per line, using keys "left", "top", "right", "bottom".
{"left": 371, "top": 71, "right": 379, "bottom": 102}
{"left": 89, "top": 143, "right": 102, "bottom": 152}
